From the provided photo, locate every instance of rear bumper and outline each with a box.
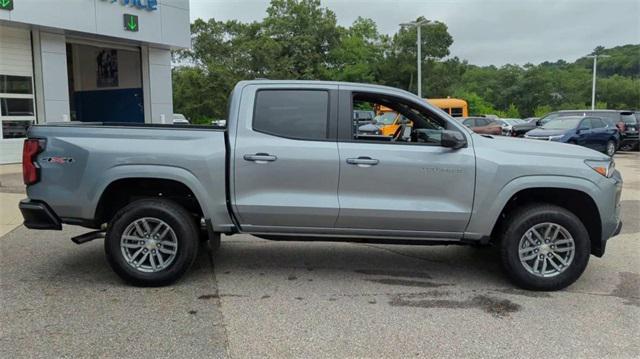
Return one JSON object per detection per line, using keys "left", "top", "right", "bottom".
{"left": 19, "top": 199, "right": 62, "bottom": 230}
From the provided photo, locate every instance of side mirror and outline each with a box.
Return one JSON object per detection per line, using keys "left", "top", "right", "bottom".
{"left": 441, "top": 130, "right": 467, "bottom": 149}
{"left": 576, "top": 127, "right": 589, "bottom": 134}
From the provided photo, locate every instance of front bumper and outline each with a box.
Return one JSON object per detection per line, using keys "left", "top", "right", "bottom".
{"left": 19, "top": 199, "right": 62, "bottom": 230}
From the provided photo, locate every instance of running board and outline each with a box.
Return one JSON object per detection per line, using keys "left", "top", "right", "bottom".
{"left": 71, "top": 231, "right": 105, "bottom": 245}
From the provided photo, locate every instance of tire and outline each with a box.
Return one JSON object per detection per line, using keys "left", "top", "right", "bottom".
{"left": 105, "top": 198, "right": 199, "bottom": 287}
{"left": 605, "top": 140, "right": 616, "bottom": 157}
{"left": 499, "top": 204, "right": 590, "bottom": 291}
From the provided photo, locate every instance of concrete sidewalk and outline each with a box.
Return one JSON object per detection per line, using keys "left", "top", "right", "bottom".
{"left": 0, "top": 164, "right": 24, "bottom": 237}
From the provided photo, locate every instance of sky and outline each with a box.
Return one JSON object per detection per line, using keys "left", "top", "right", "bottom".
{"left": 188, "top": 0, "right": 640, "bottom": 66}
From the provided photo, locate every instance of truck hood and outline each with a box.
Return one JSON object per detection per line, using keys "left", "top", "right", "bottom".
{"left": 473, "top": 134, "right": 608, "bottom": 161}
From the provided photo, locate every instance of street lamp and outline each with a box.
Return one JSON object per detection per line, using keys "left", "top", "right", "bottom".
{"left": 585, "top": 54, "right": 610, "bottom": 110}
{"left": 399, "top": 19, "right": 434, "bottom": 98}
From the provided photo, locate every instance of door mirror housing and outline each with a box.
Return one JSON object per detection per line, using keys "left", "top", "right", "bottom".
{"left": 441, "top": 130, "right": 467, "bottom": 149}
{"left": 577, "top": 127, "right": 588, "bottom": 134}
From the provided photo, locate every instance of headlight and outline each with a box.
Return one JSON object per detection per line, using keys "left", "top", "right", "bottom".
{"left": 585, "top": 159, "right": 615, "bottom": 177}
{"left": 548, "top": 135, "right": 564, "bottom": 141}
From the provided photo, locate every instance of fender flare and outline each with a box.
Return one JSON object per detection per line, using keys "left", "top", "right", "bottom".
{"left": 87, "top": 164, "right": 211, "bottom": 220}
{"left": 465, "top": 175, "right": 601, "bottom": 238}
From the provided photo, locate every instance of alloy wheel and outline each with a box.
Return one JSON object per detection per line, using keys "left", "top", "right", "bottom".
{"left": 518, "top": 222, "right": 575, "bottom": 278}
{"left": 120, "top": 217, "right": 178, "bottom": 273}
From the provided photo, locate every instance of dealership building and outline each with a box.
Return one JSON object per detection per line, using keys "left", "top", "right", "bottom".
{"left": 0, "top": 0, "right": 190, "bottom": 163}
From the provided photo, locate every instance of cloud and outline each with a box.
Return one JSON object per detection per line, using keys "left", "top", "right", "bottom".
{"left": 188, "top": 0, "right": 640, "bottom": 66}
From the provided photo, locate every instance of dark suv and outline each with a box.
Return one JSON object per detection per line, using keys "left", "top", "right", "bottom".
{"left": 555, "top": 110, "right": 634, "bottom": 132}
{"left": 619, "top": 112, "right": 639, "bottom": 151}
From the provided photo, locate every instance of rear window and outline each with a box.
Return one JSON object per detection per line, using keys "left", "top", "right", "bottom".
{"left": 621, "top": 113, "right": 637, "bottom": 124}
{"left": 253, "top": 90, "right": 329, "bottom": 140}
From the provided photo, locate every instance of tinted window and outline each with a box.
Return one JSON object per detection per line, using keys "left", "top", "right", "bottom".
{"left": 450, "top": 107, "right": 463, "bottom": 117}
{"left": 542, "top": 117, "right": 582, "bottom": 129}
{"left": 1, "top": 98, "right": 35, "bottom": 116}
{"left": 476, "top": 118, "right": 489, "bottom": 126}
{"left": 2, "top": 120, "right": 33, "bottom": 139}
{"left": 591, "top": 118, "right": 606, "bottom": 128}
{"left": 463, "top": 119, "right": 474, "bottom": 127}
{"left": 581, "top": 119, "right": 593, "bottom": 129}
{"left": 254, "top": 90, "right": 329, "bottom": 140}
{"left": 0, "top": 75, "right": 33, "bottom": 94}
{"left": 621, "top": 113, "right": 636, "bottom": 125}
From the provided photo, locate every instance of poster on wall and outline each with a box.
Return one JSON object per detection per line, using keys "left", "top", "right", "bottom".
{"left": 96, "top": 49, "right": 119, "bottom": 88}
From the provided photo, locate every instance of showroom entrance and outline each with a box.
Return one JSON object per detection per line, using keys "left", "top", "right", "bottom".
{"left": 66, "top": 41, "right": 144, "bottom": 123}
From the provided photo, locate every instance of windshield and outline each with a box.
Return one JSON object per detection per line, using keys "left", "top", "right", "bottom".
{"left": 541, "top": 118, "right": 581, "bottom": 130}
{"left": 374, "top": 112, "right": 398, "bottom": 125}
{"left": 539, "top": 113, "right": 560, "bottom": 125}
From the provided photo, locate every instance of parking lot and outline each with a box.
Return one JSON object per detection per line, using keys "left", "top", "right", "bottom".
{"left": 1, "top": 152, "right": 638, "bottom": 358}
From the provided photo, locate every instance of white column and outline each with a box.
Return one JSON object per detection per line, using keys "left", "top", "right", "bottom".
{"left": 34, "top": 31, "right": 70, "bottom": 123}
{"left": 146, "top": 47, "right": 173, "bottom": 124}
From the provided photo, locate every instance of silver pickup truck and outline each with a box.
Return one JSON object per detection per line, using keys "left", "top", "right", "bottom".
{"left": 20, "top": 80, "right": 622, "bottom": 290}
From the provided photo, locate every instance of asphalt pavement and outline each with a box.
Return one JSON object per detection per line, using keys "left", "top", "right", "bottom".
{"left": 1, "top": 152, "right": 638, "bottom": 358}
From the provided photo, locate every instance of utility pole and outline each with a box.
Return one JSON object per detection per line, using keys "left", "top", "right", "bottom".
{"left": 399, "top": 19, "right": 433, "bottom": 98}
{"left": 586, "top": 54, "right": 610, "bottom": 110}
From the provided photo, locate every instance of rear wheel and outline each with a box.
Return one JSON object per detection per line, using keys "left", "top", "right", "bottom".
{"left": 500, "top": 204, "right": 590, "bottom": 291}
{"left": 605, "top": 140, "right": 616, "bottom": 157}
{"left": 105, "top": 198, "right": 199, "bottom": 287}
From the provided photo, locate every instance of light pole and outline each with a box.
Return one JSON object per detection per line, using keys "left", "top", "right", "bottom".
{"left": 586, "top": 54, "right": 610, "bottom": 110}
{"left": 400, "top": 19, "right": 433, "bottom": 98}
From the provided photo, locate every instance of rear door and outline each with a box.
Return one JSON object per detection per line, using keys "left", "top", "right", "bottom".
{"left": 576, "top": 118, "right": 593, "bottom": 147}
{"left": 590, "top": 117, "right": 613, "bottom": 151}
{"left": 231, "top": 84, "right": 340, "bottom": 232}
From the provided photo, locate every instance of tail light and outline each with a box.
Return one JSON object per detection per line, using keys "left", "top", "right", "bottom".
{"left": 22, "top": 139, "right": 45, "bottom": 185}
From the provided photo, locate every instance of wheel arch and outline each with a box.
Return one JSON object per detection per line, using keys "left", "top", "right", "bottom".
{"left": 91, "top": 165, "right": 211, "bottom": 227}
{"left": 466, "top": 175, "right": 603, "bottom": 256}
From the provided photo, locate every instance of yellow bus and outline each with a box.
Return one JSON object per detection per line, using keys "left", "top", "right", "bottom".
{"left": 426, "top": 98, "right": 468, "bottom": 117}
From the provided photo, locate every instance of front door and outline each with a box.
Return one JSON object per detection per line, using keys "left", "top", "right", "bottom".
{"left": 232, "top": 86, "right": 340, "bottom": 232}
{"left": 336, "top": 90, "right": 476, "bottom": 237}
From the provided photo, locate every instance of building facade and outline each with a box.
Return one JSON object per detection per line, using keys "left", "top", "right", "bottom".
{"left": 0, "top": 0, "right": 190, "bottom": 163}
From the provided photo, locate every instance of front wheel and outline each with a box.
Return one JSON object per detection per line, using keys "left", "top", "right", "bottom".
{"left": 605, "top": 140, "right": 616, "bottom": 157}
{"left": 500, "top": 204, "right": 590, "bottom": 291}
{"left": 105, "top": 198, "right": 199, "bottom": 287}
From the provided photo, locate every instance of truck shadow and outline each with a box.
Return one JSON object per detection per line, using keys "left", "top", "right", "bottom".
{"left": 212, "top": 235, "right": 507, "bottom": 288}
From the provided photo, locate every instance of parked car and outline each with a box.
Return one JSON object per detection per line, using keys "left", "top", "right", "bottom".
{"left": 619, "top": 112, "right": 639, "bottom": 151}
{"left": 495, "top": 118, "right": 525, "bottom": 136}
{"left": 20, "top": 80, "right": 622, "bottom": 291}
{"left": 172, "top": 113, "right": 190, "bottom": 125}
{"left": 461, "top": 117, "right": 503, "bottom": 135}
{"left": 524, "top": 116, "right": 620, "bottom": 156}
{"left": 555, "top": 110, "right": 634, "bottom": 134}
{"left": 511, "top": 113, "right": 560, "bottom": 137}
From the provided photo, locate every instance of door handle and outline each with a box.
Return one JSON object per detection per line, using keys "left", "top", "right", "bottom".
{"left": 244, "top": 153, "right": 277, "bottom": 163}
{"left": 346, "top": 156, "right": 379, "bottom": 167}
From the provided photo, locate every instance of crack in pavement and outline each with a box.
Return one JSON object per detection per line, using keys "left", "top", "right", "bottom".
{"left": 206, "top": 242, "right": 232, "bottom": 358}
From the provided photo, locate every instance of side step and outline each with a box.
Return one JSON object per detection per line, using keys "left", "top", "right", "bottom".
{"left": 71, "top": 230, "right": 105, "bottom": 245}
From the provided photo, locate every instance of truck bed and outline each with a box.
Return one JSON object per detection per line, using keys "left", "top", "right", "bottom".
{"left": 26, "top": 122, "right": 232, "bottom": 230}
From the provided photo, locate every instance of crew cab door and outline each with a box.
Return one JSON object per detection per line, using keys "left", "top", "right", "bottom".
{"left": 231, "top": 84, "right": 340, "bottom": 232}
{"left": 589, "top": 117, "right": 613, "bottom": 152}
{"left": 335, "top": 89, "right": 476, "bottom": 238}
